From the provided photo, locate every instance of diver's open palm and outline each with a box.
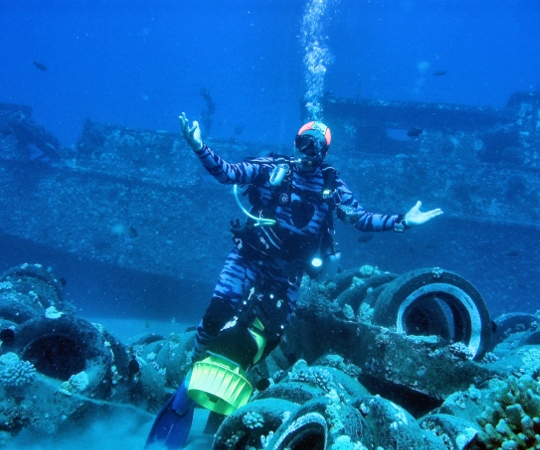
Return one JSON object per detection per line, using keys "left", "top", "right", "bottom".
{"left": 179, "top": 112, "right": 203, "bottom": 151}
{"left": 404, "top": 201, "right": 443, "bottom": 227}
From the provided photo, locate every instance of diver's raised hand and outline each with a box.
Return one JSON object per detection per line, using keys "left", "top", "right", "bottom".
{"left": 404, "top": 201, "right": 443, "bottom": 227}
{"left": 179, "top": 112, "right": 203, "bottom": 152}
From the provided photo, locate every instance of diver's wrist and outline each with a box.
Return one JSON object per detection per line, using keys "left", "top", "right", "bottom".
{"left": 193, "top": 142, "right": 205, "bottom": 153}
{"left": 393, "top": 215, "right": 410, "bottom": 233}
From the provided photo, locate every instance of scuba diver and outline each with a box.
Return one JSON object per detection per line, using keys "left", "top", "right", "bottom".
{"left": 145, "top": 113, "right": 443, "bottom": 449}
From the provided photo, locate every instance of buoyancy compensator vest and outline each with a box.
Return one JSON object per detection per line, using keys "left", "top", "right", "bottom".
{"left": 230, "top": 154, "right": 341, "bottom": 272}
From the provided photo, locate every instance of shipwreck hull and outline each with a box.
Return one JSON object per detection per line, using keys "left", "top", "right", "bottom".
{"left": 0, "top": 93, "right": 538, "bottom": 318}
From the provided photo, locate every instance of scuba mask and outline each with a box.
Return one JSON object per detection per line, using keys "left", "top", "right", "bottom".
{"left": 293, "top": 121, "right": 331, "bottom": 170}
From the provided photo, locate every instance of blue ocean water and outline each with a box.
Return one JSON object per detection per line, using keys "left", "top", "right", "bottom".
{"left": 0, "top": 0, "right": 538, "bottom": 319}
{"left": 1, "top": 2, "right": 540, "bottom": 448}
{"left": 2, "top": 0, "right": 539, "bottom": 147}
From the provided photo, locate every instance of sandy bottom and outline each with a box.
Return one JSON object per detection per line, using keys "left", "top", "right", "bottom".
{"left": 9, "top": 407, "right": 214, "bottom": 449}
{"left": 6, "top": 317, "right": 215, "bottom": 449}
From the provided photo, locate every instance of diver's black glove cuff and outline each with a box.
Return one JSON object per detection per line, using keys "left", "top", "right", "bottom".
{"left": 393, "top": 214, "right": 410, "bottom": 233}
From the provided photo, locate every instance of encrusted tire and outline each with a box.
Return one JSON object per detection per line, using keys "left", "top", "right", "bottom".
{"left": 358, "top": 396, "right": 447, "bottom": 449}
{"left": 0, "top": 296, "right": 40, "bottom": 324}
{"left": 0, "top": 263, "right": 65, "bottom": 309}
{"left": 156, "top": 331, "right": 195, "bottom": 390}
{"left": 213, "top": 398, "right": 299, "bottom": 450}
{"left": 264, "top": 396, "right": 371, "bottom": 450}
{"left": 127, "top": 332, "right": 166, "bottom": 347}
{"left": 418, "top": 413, "right": 479, "bottom": 449}
{"left": 372, "top": 268, "right": 492, "bottom": 361}
{"left": 491, "top": 312, "right": 539, "bottom": 349}
{"left": 4, "top": 314, "right": 113, "bottom": 398}
{"left": 336, "top": 273, "right": 397, "bottom": 311}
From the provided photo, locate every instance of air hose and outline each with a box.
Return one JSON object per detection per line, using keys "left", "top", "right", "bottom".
{"left": 233, "top": 185, "right": 276, "bottom": 227}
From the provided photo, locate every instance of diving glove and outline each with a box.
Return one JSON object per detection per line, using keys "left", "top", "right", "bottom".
{"left": 179, "top": 112, "right": 203, "bottom": 152}
{"left": 403, "top": 201, "right": 443, "bottom": 227}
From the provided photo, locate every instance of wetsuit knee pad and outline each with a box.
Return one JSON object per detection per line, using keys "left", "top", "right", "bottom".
{"left": 202, "top": 297, "right": 236, "bottom": 335}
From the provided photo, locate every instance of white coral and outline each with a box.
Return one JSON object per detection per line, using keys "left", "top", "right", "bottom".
{"left": 0, "top": 352, "right": 36, "bottom": 387}
{"left": 342, "top": 304, "right": 355, "bottom": 320}
{"left": 331, "top": 435, "right": 369, "bottom": 450}
{"left": 45, "top": 306, "right": 64, "bottom": 319}
{"left": 242, "top": 411, "right": 264, "bottom": 429}
{"left": 61, "top": 371, "right": 89, "bottom": 393}
{"left": 359, "top": 265, "right": 375, "bottom": 277}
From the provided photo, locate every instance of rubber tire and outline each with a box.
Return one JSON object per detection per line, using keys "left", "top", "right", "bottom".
{"left": 336, "top": 273, "right": 397, "bottom": 310}
{"left": 1, "top": 263, "right": 64, "bottom": 306}
{"left": 102, "top": 328, "right": 130, "bottom": 381}
{"left": 0, "top": 297, "right": 40, "bottom": 324}
{"left": 6, "top": 314, "right": 113, "bottom": 397}
{"left": 213, "top": 399, "right": 299, "bottom": 450}
{"left": 264, "top": 397, "right": 371, "bottom": 450}
{"left": 372, "top": 268, "right": 492, "bottom": 361}
{"left": 491, "top": 312, "right": 538, "bottom": 349}
{"left": 521, "top": 331, "right": 540, "bottom": 346}
{"left": 127, "top": 332, "right": 166, "bottom": 347}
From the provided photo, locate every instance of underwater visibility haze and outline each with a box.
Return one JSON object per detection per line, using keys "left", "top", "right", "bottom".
{"left": 1, "top": 0, "right": 540, "bottom": 449}
{"left": 0, "top": 0, "right": 538, "bottom": 316}
{"left": 2, "top": 1, "right": 539, "bottom": 146}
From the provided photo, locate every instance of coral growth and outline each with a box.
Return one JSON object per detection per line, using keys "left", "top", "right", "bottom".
{"left": 358, "top": 265, "right": 377, "bottom": 277}
{"left": 0, "top": 352, "right": 36, "bottom": 387}
{"left": 476, "top": 374, "right": 540, "bottom": 449}
{"left": 317, "top": 354, "right": 362, "bottom": 377}
{"left": 60, "top": 371, "right": 90, "bottom": 394}
{"left": 242, "top": 411, "right": 265, "bottom": 429}
{"left": 288, "top": 360, "right": 338, "bottom": 394}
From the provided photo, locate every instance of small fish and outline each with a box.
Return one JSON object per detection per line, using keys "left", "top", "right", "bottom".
{"left": 33, "top": 61, "right": 47, "bottom": 71}
{"left": 433, "top": 70, "right": 448, "bottom": 76}
{"left": 358, "top": 234, "right": 374, "bottom": 244}
{"left": 407, "top": 127, "right": 423, "bottom": 137}
{"left": 234, "top": 125, "right": 244, "bottom": 135}
{"left": 145, "top": 320, "right": 150, "bottom": 328}
{"left": 128, "top": 226, "right": 138, "bottom": 238}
